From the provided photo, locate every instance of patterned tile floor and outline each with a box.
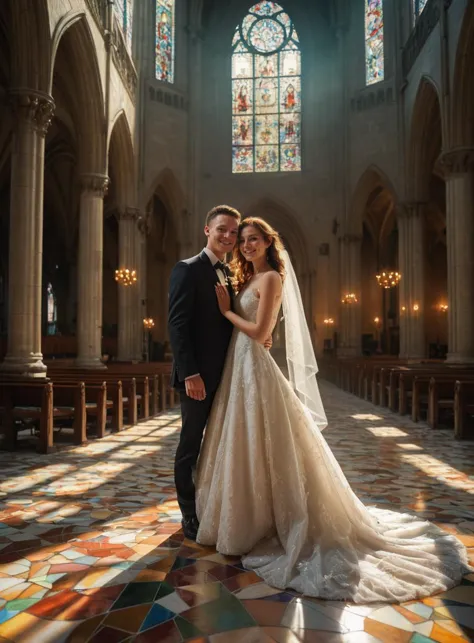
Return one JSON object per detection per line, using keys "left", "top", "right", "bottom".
{"left": 0, "top": 381, "right": 473, "bottom": 643}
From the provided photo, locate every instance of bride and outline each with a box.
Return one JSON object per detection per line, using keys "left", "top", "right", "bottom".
{"left": 194, "top": 216, "right": 470, "bottom": 603}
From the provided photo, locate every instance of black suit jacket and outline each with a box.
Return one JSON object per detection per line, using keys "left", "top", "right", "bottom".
{"left": 168, "top": 251, "right": 234, "bottom": 392}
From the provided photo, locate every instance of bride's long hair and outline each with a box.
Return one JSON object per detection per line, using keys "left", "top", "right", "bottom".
{"left": 230, "top": 217, "right": 286, "bottom": 292}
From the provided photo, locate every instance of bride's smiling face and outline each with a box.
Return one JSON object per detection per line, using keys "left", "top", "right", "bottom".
{"left": 239, "top": 225, "right": 271, "bottom": 262}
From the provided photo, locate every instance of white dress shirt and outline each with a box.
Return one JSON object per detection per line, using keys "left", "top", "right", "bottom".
{"left": 203, "top": 247, "right": 227, "bottom": 286}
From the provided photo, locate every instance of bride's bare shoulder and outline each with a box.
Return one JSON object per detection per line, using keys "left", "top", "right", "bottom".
{"left": 260, "top": 270, "right": 283, "bottom": 293}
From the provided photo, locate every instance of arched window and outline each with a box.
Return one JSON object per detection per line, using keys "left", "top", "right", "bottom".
{"left": 412, "top": 0, "right": 428, "bottom": 22}
{"left": 231, "top": 2, "right": 301, "bottom": 173}
{"left": 115, "top": 0, "right": 134, "bottom": 51}
{"left": 46, "top": 283, "right": 57, "bottom": 336}
{"left": 155, "top": 0, "right": 175, "bottom": 83}
{"left": 365, "top": 0, "right": 384, "bottom": 85}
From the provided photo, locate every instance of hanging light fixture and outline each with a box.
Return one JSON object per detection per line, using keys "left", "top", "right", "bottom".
{"left": 376, "top": 270, "right": 401, "bottom": 289}
{"left": 341, "top": 293, "right": 358, "bottom": 304}
{"left": 143, "top": 318, "right": 155, "bottom": 329}
{"left": 115, "top": 268, "right": 138, "bottom": 286}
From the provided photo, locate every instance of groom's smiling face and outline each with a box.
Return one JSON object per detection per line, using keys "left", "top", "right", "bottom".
{"left": 205, "top": 215, "right": 239, "bottom": 260}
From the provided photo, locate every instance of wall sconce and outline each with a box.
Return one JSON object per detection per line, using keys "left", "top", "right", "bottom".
{"left": 437, "top": 303, "right": 448, "bottom": 313}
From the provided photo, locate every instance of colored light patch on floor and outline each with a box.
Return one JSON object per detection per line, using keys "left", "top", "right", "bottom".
{"left": 0, "top": 384, "right": 473, "bottom": 642}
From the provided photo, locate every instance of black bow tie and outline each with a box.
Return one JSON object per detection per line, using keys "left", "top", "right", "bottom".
{"left": 214, "top": 261, "right": 227, "bottom": 272}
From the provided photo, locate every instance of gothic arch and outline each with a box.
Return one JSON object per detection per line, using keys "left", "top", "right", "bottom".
{"left": 451, "top": 1, "right": 474, "bottom": 146}
{"left": 244, "top": 197, "right": 309, "bottom": 277}
{"left": 50, "top": 14, "right": 105, "bottom": 174}
{"left": 350, "top": 165, "right": 398, "bottom": 238}
{"left": 144, "top": 168, "right": 185, "bottom": 236}
{"left": 108, "top": 111, "right": 136, "bottom": 210}
{"left": 407, "top": 76, "right": 443, "bottom": 202}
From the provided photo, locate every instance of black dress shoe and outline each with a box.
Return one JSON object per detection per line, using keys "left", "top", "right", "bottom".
{"left": 182, "top": 516, "right": 199, "bottom": 540}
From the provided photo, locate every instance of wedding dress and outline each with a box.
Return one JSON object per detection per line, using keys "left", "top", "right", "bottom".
{"left": 195, "top": 285, "right": 470, "bottom": 603}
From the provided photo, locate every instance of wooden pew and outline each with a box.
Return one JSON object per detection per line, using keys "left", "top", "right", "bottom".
{"left": 46, "top": 366, "right": 176, "bottom": 424}
{"left": 0, "top": 381, "right": 56, "bottom": 453}
{"left": 49, "top": 380, "right": 111, "bottom": 439}
{"left": 0, "top": 381, "right": 90, "bottom": 453}
{"left": 48, "top": 373, "right": 138, "bottom": 428}
{"left": 428, "top": 375, "right": 474, "bottom": 430}
{"left": 454, "top": 380, "right": 474, "bottom": 439}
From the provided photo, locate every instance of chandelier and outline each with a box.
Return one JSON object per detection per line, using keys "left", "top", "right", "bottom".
{"left": 341, "top": 293, "right": 358, "bottom": 305}
{"left": 323, "top": 318, "right": 334, "bottom": 325}
{"left": 376, "top": 270, "right": 401, "bottom": 289}
{"left": 115, "top": 268, "right": 137, "bottom": 286}
{"left": 143, "top": 318, "right": 155, "bottom": 329}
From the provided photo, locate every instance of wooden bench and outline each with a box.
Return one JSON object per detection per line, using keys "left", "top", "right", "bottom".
{"left": 428, "top": 375, "right": 474, "bottom": 431}
{"left": 46, "top": 366, "right": 176, "bottom": 426}
{"left": 454, "top": 380, "right": 474, "bottom": 439}
{"left": 0, "top": 380, "right": 99, "bottom": 453}
{"left": 48, "top": 373, "right": 141, "bottom": 429}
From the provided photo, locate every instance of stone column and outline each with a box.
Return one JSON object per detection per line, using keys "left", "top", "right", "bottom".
{"left": 338, "top": 234, "right": 362, "bottom": 357}
{"left": 1, "top": 90, "right": 54, "bottom": 378}
{"left": 117, "top": 208, "right": 141, "bottom": 362}
{"left": 440, "top": 148, "right": 474, "bottom": 363}
{"left": 397, "top": 208, "right": 409, "bottom": 358}
{"left": 397, "top": 202, "right": 426, "bottom": 359}
{"left": 75, "top": 174, "right": 109, "bottom": 369}
{"left": 137, "top": 213, "right": 150, "bottom": 360}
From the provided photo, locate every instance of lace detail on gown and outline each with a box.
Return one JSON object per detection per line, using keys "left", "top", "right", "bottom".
{"left": 195, "top": 287, "right": 471, "bottom": 603}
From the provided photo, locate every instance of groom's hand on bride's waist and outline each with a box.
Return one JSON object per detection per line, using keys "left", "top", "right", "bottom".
{"left": 185, "top": 374, "right": 207, "bottom": 401}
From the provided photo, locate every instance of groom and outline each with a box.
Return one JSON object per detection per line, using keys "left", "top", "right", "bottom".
{"left": 168, "top": 205, "right": 241, "bottom": 540}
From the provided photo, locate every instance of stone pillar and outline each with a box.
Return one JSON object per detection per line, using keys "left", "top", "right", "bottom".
{"left": 117, "top": 208, "right": 141, "bottom": 362}
{"left": 440, "top": 148, "right": 474, "bottom": 363}
{"left": 75, "top": 174, "right": 109, "bottom": 369}
{"left": 397, "top": 209, "right": 409, "bottom": 358}
{"left": 338, "top": 234, "right": 362, "bottom": 357}
{"left": 397, "top": 202, "right": 426, "bottom": 359}
{"left": 137, "top": 213, "right": 150, "bottom": 360}
{"left": 1, "top": 90, "right": 54, "bottom": 378}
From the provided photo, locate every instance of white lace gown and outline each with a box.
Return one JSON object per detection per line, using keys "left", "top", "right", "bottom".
{"left": 195, "top": 287, "right": 470, "bottom": 603}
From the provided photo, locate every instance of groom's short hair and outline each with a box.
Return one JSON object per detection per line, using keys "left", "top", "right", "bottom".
{"left": 205, "top": 205, "right": 241, "bottom": 226}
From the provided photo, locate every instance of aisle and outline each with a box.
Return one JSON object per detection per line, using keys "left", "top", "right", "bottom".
{"left": 0, "top": 381, "right": 473, "bottom": 642}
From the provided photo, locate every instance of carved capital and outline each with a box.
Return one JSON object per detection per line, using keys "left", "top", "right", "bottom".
{"left": 10, "top": 89, "right": 55, "bottom": 137}
{"left": 438, "top": 148, "right": 474, "bottom": 176}
{"left": 80, "top": 173, "right": 110, "bottom": 197}
{"left": 396, "top": 201, "right": 427, "bottom": 219}
{"left": 118, "top": 207, "right": 140, "bottom": 222}
{"left": 341, "top": 233, "right": 362, "bottom": 245}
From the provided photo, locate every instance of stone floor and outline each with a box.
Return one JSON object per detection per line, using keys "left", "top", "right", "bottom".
{"left": 0, "top": 381, "right": 473, "bottom": 643}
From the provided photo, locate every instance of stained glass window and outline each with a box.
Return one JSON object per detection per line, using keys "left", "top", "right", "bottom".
{"left": 155, "top": 0, "right": 175, "bottom": 83}
{"left": 365, "top": 0, "right": 384, "bottom": 86}
{"left": 412, "top": 0, "right": 428, "bottom": 22}
{"left": 115, "top": 0, "right": 134, "bottom": 51}
{"left": 232, "top": 2, "right": 301, "bottom": 173}
{"left": 46, "top": 283, "right": 57, "bottom": 336}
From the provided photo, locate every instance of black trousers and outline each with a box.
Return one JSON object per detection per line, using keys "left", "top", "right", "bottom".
{"left": 175, "top": 389, "right": 217, "bottom": 518}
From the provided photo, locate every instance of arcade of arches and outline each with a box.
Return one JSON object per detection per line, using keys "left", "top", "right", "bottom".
{"left": 0, "top": 0, "right": 473, "bottom": 377}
